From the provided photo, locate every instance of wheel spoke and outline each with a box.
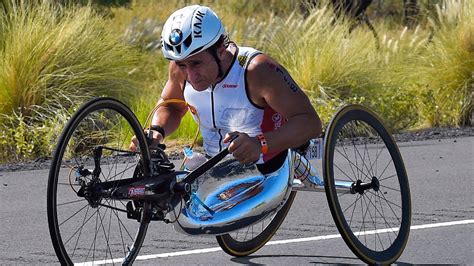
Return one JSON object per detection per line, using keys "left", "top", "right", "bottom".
{"left": 362, "top": 142, "right": 373, "bottom": 178}
{"left": 338, "top": 144, "right": 358, "bottom": 182}
{"left": 72, "top": 206, "right": 91, "bottom": 258}
{"left": 358, "top": 193, "right": 370, "bottom": 245}
{"left": 109, "top": 162, "right": 136, "bottom": 183}
{"left": 343, "top": 194, "right": 360, "bottom": 214}
{"left": 63, "top": 204, "right": 104, "bottom": 246}
{"left": 57, "top": 198, "right": 87, "bottom": 207}
{"left": 335, "top": 148, "right": 373, "bottom": 181}
{"left": 243, "top": 224, "right": 251, "bottom": 241}
{"left": 362, "top": 193, "right": 386, "bottom": 251}
{"left": 369, "top": 144, "right": 386, "bottom": 178}
{"left": 99, "top": 202, "right": 127, "bottom": 213}
{"left": 349, "top": 125, "right": 361, "bottom": 181}
{"left": 87, "top": 208, "right": 100, "bottom": 262}
{"left": 379, "top": 173, "right": 397, "bottom": 182}
{"left": 366, "top": 142, "right": 375, "bottom": 178}
{"left": 365, "top": 191, "right": 400, "bottom": 236}
{"left": 114, "top": 200, "right": 127, "bottom": 256}
{"left": 377, "top": 191, "right": 396, "bottom": 241}
{"left": 59, "top": 203, "right": 89, "bottom": 227}
{"left": 377, "top": 158, "right": 394, "bottom": 182}
{"left": 368, "top": 190, "right": 402, "bottom": 210}
{"left": 333, "top": 159, "right": 358, "bottom": 182}
{"left": 350, "top": 130, "right": 376, "bottom": 181}
{"left": 379, "top": 183, "right": 400, "bottom": 192}
{"left": 97, "top": 207, "right": 114, "bottom": 263}
{"left": 348, "top": 194, "right": 362, "bottom": 227}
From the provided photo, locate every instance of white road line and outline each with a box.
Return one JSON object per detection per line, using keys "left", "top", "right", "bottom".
{"left": 77, "top": 219, "right": 474, "bottom": 265}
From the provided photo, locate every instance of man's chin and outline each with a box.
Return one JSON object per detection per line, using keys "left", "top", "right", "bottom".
{"left": 191, "top": 82, "right": 209, "bottom": 91}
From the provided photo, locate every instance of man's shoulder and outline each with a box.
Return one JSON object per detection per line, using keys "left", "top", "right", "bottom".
{"left": 246, "top": 53, "right": 279, "bottom": 81}
{"left": 245, "top": 53, "right": 286, "bottom": 104}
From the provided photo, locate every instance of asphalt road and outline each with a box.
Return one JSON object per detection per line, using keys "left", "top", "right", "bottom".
{"left": 1, "top": 136, "right": 473, "bottom": 264}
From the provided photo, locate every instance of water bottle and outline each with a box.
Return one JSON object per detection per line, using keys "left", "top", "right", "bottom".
{"left": 183, "top": 146, "right": 208, "bottom": 171}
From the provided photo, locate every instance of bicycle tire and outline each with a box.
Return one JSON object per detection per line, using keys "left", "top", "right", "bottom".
{"left": 216, "top": 191, "right": 296, "bottom": 257}
{"left": 47, "top": 97, "right": 151, "bottom": 265}
{"left": 323, "top": 104, "right": 411, "bottom": 264}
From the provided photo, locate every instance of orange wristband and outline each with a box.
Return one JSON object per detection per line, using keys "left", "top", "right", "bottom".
{"left": 256, "top": 133, "right": 269, "bottom": 154}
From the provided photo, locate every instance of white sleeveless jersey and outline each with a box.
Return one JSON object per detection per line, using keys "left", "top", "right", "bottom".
{"left": 183, "top": 46, "right": 285, "bottom": 161}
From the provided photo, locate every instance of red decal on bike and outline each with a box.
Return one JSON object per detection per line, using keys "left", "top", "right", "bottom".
{"left": 128, "top": 186, "right": 146, "bottom": 197}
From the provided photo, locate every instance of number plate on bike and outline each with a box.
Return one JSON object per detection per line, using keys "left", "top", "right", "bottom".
{"left": 305, "top": 138, "right": 324, "bottom": 159}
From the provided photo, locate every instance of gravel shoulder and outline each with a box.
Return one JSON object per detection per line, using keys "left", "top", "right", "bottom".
{"left": 1, "top": 127, "right": 472, "bottom": 173}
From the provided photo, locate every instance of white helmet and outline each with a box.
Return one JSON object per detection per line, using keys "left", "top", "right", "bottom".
{"left": 161, "top": 5, "right": 225, "bottom": 61}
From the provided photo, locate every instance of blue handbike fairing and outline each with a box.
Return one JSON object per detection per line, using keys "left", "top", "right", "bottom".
{"left": 171, "top": 151, "right": 294, "bottom": 236}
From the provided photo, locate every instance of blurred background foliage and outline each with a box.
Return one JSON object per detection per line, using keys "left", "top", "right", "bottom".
{"left": 0, "top": 0, "right": 472, "bottom": 161}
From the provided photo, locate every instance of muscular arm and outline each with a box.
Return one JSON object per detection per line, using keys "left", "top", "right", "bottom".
{"left": 151, "top": 62, "right": 188, "bottom": 137}
{"left": 247, "top": 54, "right": 322, "bottom": 152}
{"left": 130, "top": 62, "right": 188, "bottom": 151}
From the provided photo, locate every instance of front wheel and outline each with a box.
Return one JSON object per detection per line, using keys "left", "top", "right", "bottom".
{"left": 47, "top": 97, "right": 151, "bottom": 265}
{"left": 323, "top": 104, "right": 411, "bottom": 264}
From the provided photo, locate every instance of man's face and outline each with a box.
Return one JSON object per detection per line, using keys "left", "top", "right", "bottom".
{"left": 175, "top": 50, "right": 219, "bottom": 91}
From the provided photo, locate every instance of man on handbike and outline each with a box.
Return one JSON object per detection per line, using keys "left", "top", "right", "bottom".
{"left": 130, "top": 4, "right": 322, "bottom": 173}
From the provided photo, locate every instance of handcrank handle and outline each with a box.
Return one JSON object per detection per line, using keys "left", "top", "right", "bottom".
{"left": 181, "top": 134, "right": 238, "bottom": 185}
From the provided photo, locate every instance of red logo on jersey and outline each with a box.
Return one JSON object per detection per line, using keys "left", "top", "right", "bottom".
{"left": 222, "top": 84, "right": 238, "bottom": 88}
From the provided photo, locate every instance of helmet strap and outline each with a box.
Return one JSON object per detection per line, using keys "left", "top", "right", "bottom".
{"left": 209, "top": 48, "right": 224, "bottom": 83}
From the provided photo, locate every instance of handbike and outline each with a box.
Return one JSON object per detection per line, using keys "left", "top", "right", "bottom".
{"left": 47, "top": 97, "right": 411, "bottom": 265}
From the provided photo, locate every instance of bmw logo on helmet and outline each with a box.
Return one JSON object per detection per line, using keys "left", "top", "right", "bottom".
{"left": 169, "top": 29, "right": 183, "bottom": 45}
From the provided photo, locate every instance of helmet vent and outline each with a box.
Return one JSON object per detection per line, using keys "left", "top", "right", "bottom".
{"left": 183, "top": 35, "right": 192, "bottom": 48}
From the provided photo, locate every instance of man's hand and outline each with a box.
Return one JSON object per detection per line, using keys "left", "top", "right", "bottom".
{"left": 129, "top": 130, "right": 163, "bottom": 152}
{"left": 223, "top": 132, "right": 261, "bottom": 164}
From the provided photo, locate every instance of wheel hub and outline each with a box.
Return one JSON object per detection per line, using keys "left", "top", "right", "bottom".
{"left": 77, "top": 178, "right": 103, "bottom": 208}
{"left": 350, "top": 176, "right": 380, "bottom": 194}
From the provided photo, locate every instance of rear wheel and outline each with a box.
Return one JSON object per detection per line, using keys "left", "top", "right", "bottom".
{"left": 323, "top": 104, "right": 411, "bottom": 264}
{"left": 47, "top": 97, "right": 151, "bottom": 265}
{"left": 216, "top": 191, "right": 296, "bottom": 257}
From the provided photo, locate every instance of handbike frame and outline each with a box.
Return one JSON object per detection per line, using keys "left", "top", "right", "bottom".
{"left": 77, "top": 138, "right": 360, "bottom": 232}
{"left": 49, "top": 99, "right": 410, "bottom": 265}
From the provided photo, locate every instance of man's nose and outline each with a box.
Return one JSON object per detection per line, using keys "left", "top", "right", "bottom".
{"left": 187, "top": 68, "right": 199, "bottom": 81}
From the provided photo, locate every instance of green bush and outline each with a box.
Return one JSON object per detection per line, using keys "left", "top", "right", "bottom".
{"left": 232, "top": 1, "right": 472, "bottom": 129}
{"left": 234, "top": 6, "right": 412, "bottom": 127}
{"left": 0, "top": 1, "right": 141, "bottom": 161}
{"left": 0, "top": 106, "right": 71, "bottom": 161}
{"left": 0, "top": 0, "right": 472, "bottom": 163}
{"left": 416, "top": 1, "right": 473, "bottom": 127}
